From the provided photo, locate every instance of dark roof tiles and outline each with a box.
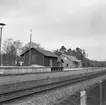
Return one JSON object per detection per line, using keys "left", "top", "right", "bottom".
{"left": 35, "top": 48, "right": 58, "bottom": 57}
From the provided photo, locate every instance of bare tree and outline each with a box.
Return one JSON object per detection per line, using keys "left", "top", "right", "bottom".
{"left": 2, "top": 38, "right": 23, "bottom": 65}
{"left": 2, "top": 38, "right": 13, "bottom": 54}
{"left": 21, "top": 41, "right": 44, "bottom": 53}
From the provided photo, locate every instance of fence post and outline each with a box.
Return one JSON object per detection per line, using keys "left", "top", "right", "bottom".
{"left": 100, "top": 80, "right": 102, "bottom": 105}
{"left": 80, "top": 90, "right": 87, "bottom": 105}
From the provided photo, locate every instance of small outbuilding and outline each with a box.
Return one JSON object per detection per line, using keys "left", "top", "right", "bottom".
{"left": 60, "top": 54, "right": 82, "bottom": 68}
{"left": 20, "top": 47, "right": 58, "bottom": 67}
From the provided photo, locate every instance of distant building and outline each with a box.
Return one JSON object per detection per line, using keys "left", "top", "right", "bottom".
{"left": 59, "top": 54, "right": 82, "bottom": 68}
{"left": 20, "top": 47, "right": 58, "bottom": 67}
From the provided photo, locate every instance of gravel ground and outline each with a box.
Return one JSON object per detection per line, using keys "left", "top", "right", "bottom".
{"left": 2, "top": 74, "right": 106, "bottom": 105}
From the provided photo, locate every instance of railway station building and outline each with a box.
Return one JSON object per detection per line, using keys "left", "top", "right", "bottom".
{"left": 59, "top": 54, "right": 82, "bottom": 68}
{"left": 20, "top": 47, "right": 58, "bottom": 67}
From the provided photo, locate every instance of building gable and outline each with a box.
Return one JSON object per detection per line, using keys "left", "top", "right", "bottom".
{"left": 60, "top": 54, "right": 81, "bottom": 63}
{"left": 20, "top": 47, "right": 57, "bottom": 58}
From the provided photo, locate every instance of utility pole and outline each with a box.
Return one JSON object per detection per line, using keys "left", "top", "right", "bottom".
{"left": 86, "top": 53, "right": 88, "bottom": 72}
{"left": 29, "top": 29, "right": 32, "bottom": 66}
{"left": 0, "top": 27, "right": 3, "bottom": 66}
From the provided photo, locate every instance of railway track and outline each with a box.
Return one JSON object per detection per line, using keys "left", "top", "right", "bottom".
{"left": 0, "top": 70, "right": 106, "bottom": 104}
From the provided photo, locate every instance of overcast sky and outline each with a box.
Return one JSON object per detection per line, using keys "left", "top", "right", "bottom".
{"left": 0, "top": 0, "right": 106, "bottom": 60}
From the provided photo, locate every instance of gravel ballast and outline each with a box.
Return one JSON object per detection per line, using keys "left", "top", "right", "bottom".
{"left": 2, "top": 74, "right": 106, "bottom": 105}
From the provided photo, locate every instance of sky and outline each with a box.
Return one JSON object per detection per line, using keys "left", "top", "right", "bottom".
{"left": 0, "top": 0, "right": 106, "bottom": 61}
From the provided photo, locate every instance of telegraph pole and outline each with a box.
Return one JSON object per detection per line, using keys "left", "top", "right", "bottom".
{"left": 29, "top": 29, "right": 32, "bottom": 66}
{"left": 0, "top": 27, "right": 3, "bottom": 66}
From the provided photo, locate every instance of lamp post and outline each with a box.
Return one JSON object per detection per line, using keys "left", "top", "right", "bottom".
{"left": 0, "top": 23, "right": 6, "bottom": 66}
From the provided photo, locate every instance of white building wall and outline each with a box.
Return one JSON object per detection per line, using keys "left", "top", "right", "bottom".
{"left": 60, "top": 54, "right": 82, "bottom": 68}
{"left": 62, "top": 59, "right": 78, "bottom": 68}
